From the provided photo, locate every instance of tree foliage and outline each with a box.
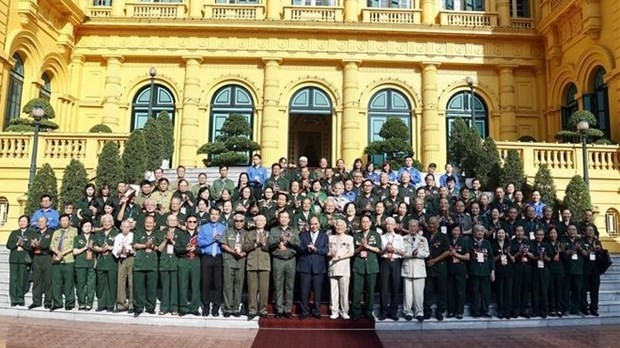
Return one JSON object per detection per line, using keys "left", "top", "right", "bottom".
{"left": 475, "top": 137, "right": 502, "bottom": 190}
{"left": 197, "top": 114, "right": 260, "bottom": 166}
{"left": 500, "top": 149, "right": 526, "bottom": 190}
{"left": 143, "top": 117, "right": 164, "bottom": 170}
{"left": 554, "top": 110, "right": 605, "bottom": 143}
{"left": 364, "top": 117, "right": 422, "bottom": 170}
{"left": 533, "top": 164, "right": 557, "bottom": 210}
{"left": 460, "top": 127, "right": 483, "bottom": 178}
{"left": 96, "top": 141, "right": 123, "bottom": 192}
{"left": 89, "top": 124, "right": 113, "bottom": 133}
{"left": 22, "top": 98, "right": 56, "bottom": 119}
{"left": 26, "top": 163, "right": 58, "bottom": 216}
{"left": 156, "top": 111, "right": 174, "bottom": 160}
{"left": 122, "top": 129, "right": 148, "bottom": 184}
{"left": 59, "top": 159, "right": 89, "bottom": 208}
{"left": 448, "top": 117, "right": 469, "bottom": 169}
{"left": 563, "top": 175, "right": 591, "bottom": 223}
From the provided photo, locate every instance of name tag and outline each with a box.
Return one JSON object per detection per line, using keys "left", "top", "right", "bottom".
{"left": 452, "top": 256, "right": 460, "bottom": 263}
{"left": 441, "top": 226, "right": 447, "bottom": 234}
{"left": 521, "top": 256, "right": 528, "bottom": 263}
{"left": 529, "top": 232, "right": 535, "bottom": 240}
{"left": 166, "top": 244, "right": 174, "bottom": 255}
{"left": 404, "top": 197, "right": 410, "bottom": 205}
{"left": 477, "top": 252, "right": 484, "bottom": 263}
{"left": 500, "top": 254, "right": 507, "bottom": 265}
{"left": 571, "top": 253, "right": 578, "bottom": 260}
{"left": 589, "top": 252, "right": 596, "bottom": 261}
{"left": 360, "top": 250, "right": 368, "bottom": 258}
{"left": 537, "top": 260, "right": 544, "bottom": 268}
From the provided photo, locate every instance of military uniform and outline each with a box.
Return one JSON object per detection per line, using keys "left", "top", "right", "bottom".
{"left": 243, "top": 228, "right": 271, "bottom": 317}
{"left": 175, "top": 228, "right": 202, "bottom": 315}
{"left": 30, "top": 228, "right": 53, "bottom": 308}
{"left": 530, "top": 240, "right": 554, "bottom": 317}
{"left": 518, "top": 218, "right": 544, "bottom": 242}
{"left": 351, "top": 229, "right": 382, "bottom": 319}
{"left": 581, "top": 236, "right": 602, "bottom": 315}
{"left": 468, "top": 237, "right": 494, "bottom": 317}
{"left": 354, "top": 193, "right": 376, "bottom": 214}
{"left": 93, "top": 228, "right": 119, "bottom": 311}
{"left": 6, "top": 228, "right": 34, "bottom": 306}
{"left": 268, "top": 225, "right": 300, "bottom": 315}
{"left": 447, "top": 236, "right": 469, "bottom": 317}
{"left": 211, "top": 177, "right": 235, "bottom": 200}
{"left": 265, "top": 175, "right": 290, "bottom": 194}
{"left": 159, "top": 228, "right": 180, "bottom": 314}
{"left": 73, "top": 232, "right": 96, "bottom": 309}
{"left": 548, "top": 240, "right": 565, "bottom": 316}
{"left": 220, "top": 227, "right": 247, "bottom": 316}
{"left": 132, "top": 228, "right": 160, "bottom": 314}
{"left": 509, "top": 237, "right": 532, "bottom": 317}
{"left": 151, "top": 190, "right": 174, "bottom": 213}
{"left": 135, "top": 211, "right": 164, "bottom": 231}
{"left": 50, "top": 226, "right": 79, "bottom": 309}
{"left": 423, "top": 230, "right": 450, "bottom": 318}
{"left": 491, "top": 239, "right": 513, "bottom": 318}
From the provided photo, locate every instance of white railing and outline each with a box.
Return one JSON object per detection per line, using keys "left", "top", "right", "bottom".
{"left": 204, "top": 4, "right": 266, "bottom": 20}
{"left": 283, "top": 5, "right": 343, "bottom": 22}
{"left": 510, "top": 17, "right": 534, "bottom": 29}
{"left": 439, "top": 10, "right": 498, "bottom": 27}
{"left": 126, "top": 2, "right": 187, "bottom": 19}
{"left": 87, "top": 6, "right": 112, "bottom": 17}
{"left": 361, "top": 8, "right": 421, "bottom": 24}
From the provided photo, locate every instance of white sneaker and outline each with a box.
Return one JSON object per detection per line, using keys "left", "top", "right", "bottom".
{"left": 341, "top": 312, "right": 350, "bottom": 320}
{"left": 330, "top": 313, "right": 339, "bottom": 319}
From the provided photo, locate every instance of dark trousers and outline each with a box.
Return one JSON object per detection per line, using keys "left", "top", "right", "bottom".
{"left": 447, "top": 272, "right": 466, "bottom": 316}
{"left": 178, "top": 258, "right": 201, "bottom": 313}
{"left": 470, "top": 275, "right": 491, "bottom": 316}
{"left": 532, "top": 268, "right": 549, "bottom": 316}
{"left": 32, "top": 255, "right": 52, "bottom": 306}
{"left": 352, "top": 272, "right": 377, "bottom": 317}
{"left": 548, "top": 272, "right": 564, "bottom": 314}
{"left": 495, "top": 275, "right": 512, "bottom": 316}
{"left": 133, "top": 270, "right": 158, "bottom": 312}
{"left": 423, "top": 274, "right": 447, "bottom": 316}
{"left": 201, "top": 255, "right": 223, "bottom": 313}
{"left": 563, "top": 274, "right": 583, "bottom": 314}
{"left": 582, "top": 273, "right": 601, "bottom": 312}
{"left": 380, "top": 259, "right": 401, "bottom": 316}
{"left": 9, "top": 263, "right": 28, "bottom": 306}
{"left": 299, "top": 271, "right": 325, "bottom": 316}
{"left": 52, "top": 263, "right": 75, "bottom": 308}
{"left": 511, "top": 264, "right": 531, "bottom": 315}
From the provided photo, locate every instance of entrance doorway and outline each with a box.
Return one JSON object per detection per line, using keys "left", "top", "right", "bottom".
{"left": 288, "top": 115, "right": 331, "bottom": 167}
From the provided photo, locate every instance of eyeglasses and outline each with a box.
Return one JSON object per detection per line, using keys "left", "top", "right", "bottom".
{"left": 187, "top": 221, "right": 197, "bottom": 224}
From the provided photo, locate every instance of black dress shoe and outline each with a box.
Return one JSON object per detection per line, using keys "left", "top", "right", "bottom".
{"left": 389, "top": 315, "right": 399, "bottom": 321}
{"left": 128, "top": 309, "right": 134, "bottom": 314}
{"left": 179, "top": 312, "right": 188, "bottom": 317}
{"left": 456, "top": 315, "right": 463, "bottom": 320}
{"left": 482, "top": 314, "right": 492, "bottom": 318}
{"left": 405, "top": 315, "right": 413, "bottom": 321}
{"left": 223, "top": 313, "right": 231, "bottom": 318}
{"left": 44, "top": 305, "right": 51, "bottom": 309}
{"left": 248, "top": 314, "right": 257, "bottom": 320}
{"left": 134, "top": 310, "right": 142, "bottom": 318}
{"left": 50, "top": 306, "right": 63, "bottom": 312}
{"left": 65, "top": 307, "right": 74, "bottom": 311}
{"left": 312, "top": 313, "right": 321, "bottom": 319}
{"left": 423, "top": 314, "right": 431, "bottom": 320}
{"left": 284, "top": 313, "right": 293, "bottom": 319}
{"left": 191, "top": 311, "right": 201, "bottom": 317}
{"left": 447, "top": 313, "right": 455, "bottom": 318}
{"left": 259, "top": 312, "right": 268, "bottom": 318}
{"left": 11, "top": 304, "right": 16, "bottom": 307}
{"left": 299, "top": 314, "right": 307, "bottom": 320}
{"left": 96, "top": 307, "right": 105, "bottom": 312}
{"left": 378, "top": 314, "right": 386, "bottom": 321}
{"left": 274, "top": 312, "right": 282, "bottom": 319}
{"left": 591, "top": 310, "right": 599, "bottom": 317}
{"left": 211, "top": 312, "right": 220, "bottom": 317}
{"left": 202, "top": 311, "right": 209, "bottom": 317}
{"left": 28, "top": 304, "right": 40, "bottom": 310}
{"left": 436, "top": 313, "right": 444, "bottom": 321}
{"left": 416, "top": 316, "right": 424, "bottom": 322}
{"left": 106, "top": 309, "right": 113, "bottom": 313}
{"left": 232, "top": 312, "right": 241, "bottom": 317}
{"left": 146, "top": 309, "right": 156, "bottom": 314}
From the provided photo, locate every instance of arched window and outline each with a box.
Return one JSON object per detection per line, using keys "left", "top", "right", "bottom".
{"left": 583, "top": 67, "right": 610, "bottom": 138}
{"left": 210, "top": 85, "right": 254, "bottom": 141}
{"left": 131, "top": 84, "right": 175, "bottom": 130}
{"left": 39, "top": 73, "right": 52, "bottom": 100}
{"left": 289, "top": 87, "right": 332, "bottom": 115}
{"left": 368, "top": 88, "right": 412, "bottom": 164}
{"left": 561, "top": 83, "right": 578, "bottom": 130}
{"left": 444, "top": 0, "right": 485, "bottom": 11}
{"left": 4, "top": 53, "right": 25, "bottom": 128}
{"left": 606, "top": 208, "right": 619, "bottom": 238}
{"left": 445, "top": 91, "right": 488, "bottom": 142}
{"left": 0, "top": 196, "right": 8, "bottom": 227}
{"left": 93, "top": 0, "right": 112, "bottom": 5}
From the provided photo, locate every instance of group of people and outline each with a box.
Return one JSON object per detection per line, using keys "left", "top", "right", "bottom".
{"left": 5, "top": 154, "right": 608, "bottom": 322}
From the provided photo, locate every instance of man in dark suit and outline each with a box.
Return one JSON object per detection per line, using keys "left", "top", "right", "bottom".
{"left": 297, "top": 216, "right": 329, "bottom": 319}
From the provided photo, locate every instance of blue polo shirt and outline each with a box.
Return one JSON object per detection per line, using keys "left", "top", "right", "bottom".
{"left": 31, "top": 208, "right": 60, "bottom": 230}
{"left": 198, "top": 221, "right": 225, "bottom": 256}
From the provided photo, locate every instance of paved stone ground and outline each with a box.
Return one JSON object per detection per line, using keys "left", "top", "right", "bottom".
{"left": 377, "top": 325, "right": 618, "bottom": 348}
{"left": 0, "top": 317, "right": 257, "bottom": 348}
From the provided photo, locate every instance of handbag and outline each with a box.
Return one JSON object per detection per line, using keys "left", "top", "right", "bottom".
{"left": 597, "top": 249, "right": 613, "bottom": 275}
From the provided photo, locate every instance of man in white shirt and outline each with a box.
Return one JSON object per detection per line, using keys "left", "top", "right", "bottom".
{"left": 112, "top": 220, "right": 134, "bottom": 313}
{"left": 379, "top": 217, "right": 405, "bottom": 321}
{"left": 401, "top": 220, "right": 429, "bottom": 322}
{"left": 328, "top": 220, "right": 354, "bottom": 319}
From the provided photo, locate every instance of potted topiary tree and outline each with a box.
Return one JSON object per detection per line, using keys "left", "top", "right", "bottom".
{"left": 197, "top": 114, "right": 260, "bottom": 166}
{"left": 554, "top": 110, "right": 604, "bottom": 143}
{"left": 89, "top": 124, "right": 113, "bottom": 133}
{"left": 26, "top": 163, "right": 58, "bottom": 216}
{"left": 6, "top": 98, "right": 59, "bottom": 132}
{"left": 364, "top": 117, "right": 422, "bottom": 170}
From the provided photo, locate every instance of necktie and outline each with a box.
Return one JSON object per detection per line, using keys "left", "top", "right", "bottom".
{"left": 58, "top": 230, "right": 65, "bottom": 251}
{"left": 212, "top": 225, "right": 218, "bottom": 256}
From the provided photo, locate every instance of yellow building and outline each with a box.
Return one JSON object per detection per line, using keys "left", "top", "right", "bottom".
{"left": 0, "top": 0, "right": 618, "bottom": 243}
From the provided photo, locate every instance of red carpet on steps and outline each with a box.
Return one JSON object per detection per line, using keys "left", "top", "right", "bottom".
{"left": 252, "top": 317, "right": 384, "bottom": 348}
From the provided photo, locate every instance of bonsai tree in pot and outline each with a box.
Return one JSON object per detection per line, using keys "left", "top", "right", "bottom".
{"left": 197, "top": 114, "right": 260, "bottom": 166}
{"left": 364, "top": 117, "right": 422, "bottom": 170}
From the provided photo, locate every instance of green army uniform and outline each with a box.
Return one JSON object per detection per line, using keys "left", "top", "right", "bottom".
{"left": 291, "top": 211, "right": 314, "bottom": 231}
{"left": 509, "top": 237, "right": 532, "bottom": 317}
{"left": 468, "top": 238, "right": 494, "bottom": 317}
{"left": 373, "top": 185, "right": 390, "bottom": 201}
{"left": 135, "top": 211, "right": 164, "bottom": 231}
{"left": 243, "top": 229, "right": 271, "bottom": 316}
{"left": 134, "top": 192, "right": 152, "bottom": 210}
{"left": 423, "top": 199, "right": 438, "bottom": 217}
{"left": 530, "top": 240, "right": 554, "bottom": 317}
{"left": 382, "top": 197, "right": 401, "bottom": 216}
{"left": 288, "top": 193, "right": 305, "bottom": 214}
{"left": 265, "top": 175, "right": 290, "bottom": 194}
{"left": 423, "top": 231, "right": 450, "bottom": 318}
{"left": 397, "top": 185, "right": 416, "bottom": 202}
{"left": 93, "top": 228, "right": 119, "bottom": 311}
{"left": 317, "top": 213, "right": 338, "bottom": 232}
{"left": 580, "top": 236, "right": 601, "bottom": 314}
{"left": 172, "top": 191, "right": 195, "bottom": 214}
{"left": 268, "top": 225, "right": 300, "bottom": 315}
{"left": 561, "top": 237, "right": 584, "bottom": 314}
{"left": 120, "top": 203, "right": 141, "bottom": 223}
{"left": 191, "top": 183, "right": 210, "bottom": 197}
{"left": 548, "top": 240, "right": 565, "bottom": 315}
{"left": 211, "top": 177, "right": 235, "bottom": 200}
{"left": 220, "top": 227, "right": 247, "bottom": 315}
{"left": 354, "top": 193, "right": 377, "bottom": 215}
{"left": 73, "top": 233, "right": 96, "bottom": 309}
{"left": 151, "top": 190, "right": 174, "bottom": 213}
{"left": 579, "top": 222, "right": 599, "bottom": 238}
{"left": 159, "top": 229, "right": 180, "bottom": 314}
{"left": 351, "top": 229, "right": 382, "bottom": 319}
{"left": 518, "top": 218, "right": 544, "bottom": 241}
{"left": 162, "top": 212, "right": 186, "bottom": 229}
{"left": 264, "top": 207, "right": 292, "bottom": 230}
{"left": 50, "top": 226, "right": 79, "bottom": 309}
{"left": 6, "top": 228, "right": 34, "bottom": 306}
{"left": 132, "top": 229, "right": 160, "bottom": 313}
{"left": 174, "top": 229, "right": 201, "bottom": 315}
{"left": 410, "top": 211, "right": 430, "bottom": 230}
{"left": 501, "top": 219, "right": 520, "bottom": 238}
{"left": 30, "top": 228, "right": 53, "bottom": 307}
{"left": 447, "top": 236, "right": 470, "bottom": 317}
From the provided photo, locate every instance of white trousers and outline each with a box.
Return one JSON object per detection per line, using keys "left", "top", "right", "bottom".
{"left": 403, "top": 277, "right": 425, "bottom": 316}
{"left": 329, "top": 276, "right": 350, "bottom": 314}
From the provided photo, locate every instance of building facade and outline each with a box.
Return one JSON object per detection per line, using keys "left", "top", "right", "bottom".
{"left": 0, "top": 0, "right": 619, "bottom": 242}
